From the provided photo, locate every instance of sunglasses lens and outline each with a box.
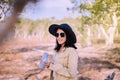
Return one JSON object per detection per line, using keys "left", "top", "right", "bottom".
{"left": 60, "top": 33, "right": 65, "bottom": 37}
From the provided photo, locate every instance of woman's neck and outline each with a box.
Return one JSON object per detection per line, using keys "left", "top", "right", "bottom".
{"left": 61, "top": 43, "right": 65, "bottom": 48}
{"left": 59, "top": 46, "right": 66, "bottom": 52}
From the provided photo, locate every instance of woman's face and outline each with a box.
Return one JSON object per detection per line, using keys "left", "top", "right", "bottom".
{"left": 56, "top": 29, "right": 66, "bottom": 46}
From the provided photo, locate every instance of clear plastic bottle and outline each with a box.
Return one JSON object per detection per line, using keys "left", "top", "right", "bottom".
{"left": 39, "top": 52, "right": 49, "bottom": 70}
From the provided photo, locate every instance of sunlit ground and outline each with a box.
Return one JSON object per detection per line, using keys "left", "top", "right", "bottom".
{"left": 0, "top": 36, "right": 120, "bottom": 80}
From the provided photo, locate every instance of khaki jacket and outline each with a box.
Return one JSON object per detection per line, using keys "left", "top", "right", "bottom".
{"left": 49, "top": 47, "right": 78, "bottom": 80}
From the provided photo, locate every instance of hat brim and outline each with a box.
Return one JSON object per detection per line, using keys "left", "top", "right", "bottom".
{"left": 49, "top": 24, "right": 60, "bottom": 36}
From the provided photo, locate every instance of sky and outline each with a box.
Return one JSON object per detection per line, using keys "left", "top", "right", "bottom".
{"left": 20, "top": 0, "right": 79, "bottom": 20}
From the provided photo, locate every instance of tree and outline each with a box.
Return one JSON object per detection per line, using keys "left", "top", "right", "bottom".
{"left": 72, "top": 0, "right": 120, "bottom": 46}
{"left": 91, "top": 0, "right": 119, "bottom": 46}
{"left": 0, "top": 0, "right": 38, "bottom": 44}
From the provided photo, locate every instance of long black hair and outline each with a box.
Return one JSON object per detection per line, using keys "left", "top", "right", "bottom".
{"left": 54, "top": 28, "right": 77, "bottom": 52}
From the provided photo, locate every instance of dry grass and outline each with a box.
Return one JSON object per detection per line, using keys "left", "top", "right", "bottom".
{"left": 0, "top": 52, "right": 23, "bottom": 61}
{"left": 0, "top": 36, "right": 120, "bottom": 80}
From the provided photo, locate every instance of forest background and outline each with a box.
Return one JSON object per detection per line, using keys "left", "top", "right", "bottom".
{"left": 0, "top": 0, "right": 120, "bottom": 80}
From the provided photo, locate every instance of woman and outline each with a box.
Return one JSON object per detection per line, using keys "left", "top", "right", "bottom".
{"left": 45, "top": 23, "right": 78, "bottom": 80}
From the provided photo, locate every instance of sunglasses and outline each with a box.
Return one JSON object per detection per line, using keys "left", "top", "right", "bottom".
{"left": 55, "top": 33, "right": 65, "bottom": 38}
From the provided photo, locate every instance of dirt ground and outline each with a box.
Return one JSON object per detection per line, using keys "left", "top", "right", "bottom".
{"left": 0, "top": 38, "right": 120, "bottom": 80}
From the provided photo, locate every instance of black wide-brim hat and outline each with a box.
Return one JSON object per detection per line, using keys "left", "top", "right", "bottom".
{"left": 49, "top": 23, "right": 76, "bottom": 44}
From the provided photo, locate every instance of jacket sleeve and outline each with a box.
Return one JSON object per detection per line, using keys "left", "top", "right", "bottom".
{"left": 49, "top": 48, "right": 78, "bottom": 78}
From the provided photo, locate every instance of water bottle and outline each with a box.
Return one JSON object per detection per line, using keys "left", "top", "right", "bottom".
{"left": 40, "top": 52, "right": 49, "bottom": 70}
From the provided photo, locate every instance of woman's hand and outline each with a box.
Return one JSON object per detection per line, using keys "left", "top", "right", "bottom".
{"left": 44, "top": 62, "right": 53, "bottom": 68}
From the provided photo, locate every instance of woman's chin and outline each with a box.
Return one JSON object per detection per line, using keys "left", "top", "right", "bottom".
{"left": 58, "top": 42, "right": 63, "bottom": 45}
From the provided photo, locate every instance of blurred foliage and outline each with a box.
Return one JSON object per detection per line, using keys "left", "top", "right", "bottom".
{"left": 68, "top": 0, "right": 120, "bottom": 46}
{"left": 71, "top": 0, "right": 120, "bottom": 26}
{"left": 15, "top": 17, "right": 120, "bottom": 45}
{"left": 2, "top": 0, "right": 119, "bottom": 45}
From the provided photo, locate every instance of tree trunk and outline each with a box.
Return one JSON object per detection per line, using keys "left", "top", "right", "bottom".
{"left": 85, "top": 25, "right": 92, "bottom": 46}
{"left": 99, "top": 24, "right": 109, "bottom": 45}
{"left": 100, "top": 12, "right": 117, "bottom": 46}
{"left": 107, "top": 12, "right": 117, "bottom": 46}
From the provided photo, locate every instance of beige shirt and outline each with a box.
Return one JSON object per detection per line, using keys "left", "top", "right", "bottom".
{"left": 49, "top": 47, "right": 78, "bottom": 80}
